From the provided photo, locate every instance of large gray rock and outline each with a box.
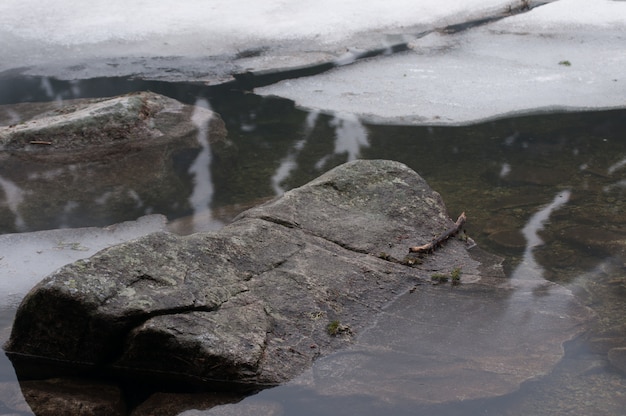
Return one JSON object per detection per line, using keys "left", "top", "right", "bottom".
{"left": 4, "top": 160, "right": 436, "bottom": 384}
{"left": 3, "top": 160, "right": 592, "bottom": 411}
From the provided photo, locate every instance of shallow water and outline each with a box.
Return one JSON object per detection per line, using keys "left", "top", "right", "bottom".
{"left": 0, "top": 77, "right": 625, "bottom": 415}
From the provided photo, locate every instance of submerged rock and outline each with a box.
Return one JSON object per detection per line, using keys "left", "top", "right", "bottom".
{"left": 0, "top": 92, "right": 228, "bottom": 234}
{"left": 3, "top": 160, "right": 592, "bottom": 411}
{"left": 608, "top": 347, "right": 626, "bottom": 375}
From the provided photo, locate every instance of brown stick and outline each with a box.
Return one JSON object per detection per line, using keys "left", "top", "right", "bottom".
{"left": 409, "top": 212, "right": 466, "bottom": 253}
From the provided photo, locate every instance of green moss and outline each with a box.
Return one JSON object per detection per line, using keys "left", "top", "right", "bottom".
{"left": 451, "top": 267, "right": 462, "bottom": 286}
{"left": 327, "top": 320, "right": 353, "bottom": 336}
{"left": 559, "top": 60, "right": 571, "bottom": 66}
{"left": 327, "top": 320, "right": 341, "bottom": 336}
{"left": 451, "top": 267, "right": 462, "bottom": 281}
{"left": 403, "top": 255, "right": 422, "bottom": 266}
{"left": 431, "top": 273, "right": 449, "bottom": 283}
{"left": 431, "top": 267, "right": 462, "bottom": 285}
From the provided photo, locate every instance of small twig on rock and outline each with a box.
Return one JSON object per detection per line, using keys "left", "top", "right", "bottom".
{"left": 409, "top": 212, "right": 467, "bottom": 253}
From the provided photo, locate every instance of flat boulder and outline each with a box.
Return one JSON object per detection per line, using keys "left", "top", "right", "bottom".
{"left": 4, "top": 160, "right": 593, "bottom": 410}
{"left": 0, "top": 91, "right": 225, "bottom": 161}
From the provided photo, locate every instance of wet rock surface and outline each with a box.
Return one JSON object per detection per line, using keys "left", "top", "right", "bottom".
{"left": 0, "top": 91, "right": 224, "bottom": 160}
{"left": 292, "top": 277, "right": 589, "bottom": 403}
{"left": 3, "top": 160, "right": 594, "bottom": 413}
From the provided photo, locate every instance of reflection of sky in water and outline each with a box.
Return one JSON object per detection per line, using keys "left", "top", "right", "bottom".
{"left": 499, "top": 162, "right": 511, "bottom": 178}
{"left": 315, "top": 113, "right": 369, "bottom": 170}
{"left": 511, "top": 189, "right": 571, "bottom": 281}
{"left": 272, "top": 159, "right": 299, "bottom": 195}
{"left": 273, "top": 112, "right": 369, "bottom": 194}
{"left": 271, "top": 112, "right": 319, "bottom": 195}
{"left": 603, "top": 179, "right": 626, "bottom": 192}
{"left": 329, "top": 113, "right": 369, "bottom": 162}
{"left": 502, "top": 131, "right": 519, "bottom": 146}
{"left": 0, "top": 175, "right": 26, "bottom": 231}
{"left": 607, "top": 157, "right": 626, "bottom": 175}
{"left": 604, "top": 155, "right": 626, "bottom": 194}
{"left": 187, "top": 98, "right": 221, "bottom": 233}
{"left": 495, "top": 190, "right": 573, "bottom": 341}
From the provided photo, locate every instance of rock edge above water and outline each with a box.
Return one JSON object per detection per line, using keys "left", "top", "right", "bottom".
{"left": 0, "top": 91, "right": 226, "bottom": 162}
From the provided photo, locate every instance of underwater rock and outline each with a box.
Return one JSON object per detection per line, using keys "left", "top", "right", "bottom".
{"left": 130, "top": 391, "right": 241, "bottom": 416}
{"left": 0, "top": 92, "right": 228, "bottom": 234}
{"left": 486, "top": 229, "right": 527, "bottom": 250}
{"left": 18, "top": 378, "right": 125, "bottom": 416}
{"left": 3, "top": 160, "right": 593, "bottom": 411}
{"left": 608, "top": 347, "right": 626, "bottom": 375}
{"left": 560, "top": 225, "right": 626, "bottom": 259}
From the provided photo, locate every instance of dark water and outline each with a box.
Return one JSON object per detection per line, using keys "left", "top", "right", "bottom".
{"left": 0, "top": 76, "right": 625, "bottom": 415}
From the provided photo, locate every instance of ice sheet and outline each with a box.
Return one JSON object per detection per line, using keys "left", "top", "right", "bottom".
{"left": 0, "top": 215, "right": 167, "bottom": 308}
{"left": 257, "top": 0, "right": 626, "bottom": 124}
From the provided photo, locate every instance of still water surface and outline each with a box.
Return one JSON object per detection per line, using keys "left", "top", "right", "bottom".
{"left": 0, "top": 77, "right": 625, "bottom": 415}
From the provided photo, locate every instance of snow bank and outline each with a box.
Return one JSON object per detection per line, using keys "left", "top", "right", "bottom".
{"left": 0, "top": 0, "right": 513, "bottom": 80}
{"left": 0, "top": 0, "right": 511, "bottom": 46}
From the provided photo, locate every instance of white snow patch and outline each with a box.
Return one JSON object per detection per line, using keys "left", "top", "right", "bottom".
{"left": 0, "top": 0, "right": 511, "bottom": 46}
{"left": 491, "top": 0, "right": 626, "bottom": 31}
{"left": 0, "top": 0, "right": 515, "bottom": 77}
